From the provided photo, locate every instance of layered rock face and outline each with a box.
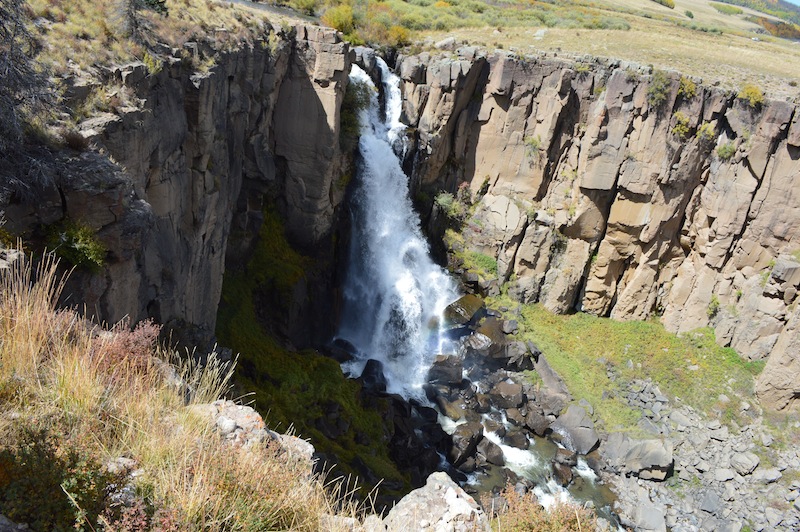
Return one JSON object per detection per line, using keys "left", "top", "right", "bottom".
{"left": 397, "top": 48, "right": 800, "bottom": 410}
{"left": 3, "top": 26, "right": 351, "bottom": 346}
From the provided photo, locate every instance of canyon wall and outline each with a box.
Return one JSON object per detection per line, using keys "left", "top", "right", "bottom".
{"left": 3, "top": 26, "right": 352, "bottom": 347}
{"left": 5, "top": 29, "right": 799, "bottom": 410}
{"left": 395, "top": 47, "right": 800, "bottom": 410}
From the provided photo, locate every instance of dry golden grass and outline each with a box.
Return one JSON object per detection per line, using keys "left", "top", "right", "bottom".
{"left": 26, "top": 0, "right": 273, "bottom": 75}
{"left": 0, "top": 249, "right": 362, "bottom": 530}
{"left": 420, "top": 0, "right": 800, "bottom": 99}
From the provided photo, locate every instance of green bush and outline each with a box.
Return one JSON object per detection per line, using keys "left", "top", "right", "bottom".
{"left": 707, "top": 294, "right": 720, "bottom": 318}
{"left": 0, "top": 427, "right": 119, "bottom": 531}
{"left": 738, "top": 83, "right": 765, "bottom": 108}
{"left": 339, "top": 79, "right": 372, "bottom": 151}
{"left": 322, "top": 4, "right": 356, "bottom": 35}
{"left": 291, "top": 0, "right": 318, "bottom": 16}
{"left": 45, "top": 219, "right": 107, "bottom": 271}
{"left": 647, "top": 70, "right": 671, "bottom": 109}
{"left": 435, "top": 192, "right": 466, "bottom": 220}
{"left": 671, "top": 111, "right": 690, "bottom": 139}
{"left": 717, "top": 141, "right": 736, "bottom": 160}
{"left": 696, "top": 122, "right": 716, "bottom": 142}
{"left": 685, "top": 9, "right": 694, "bottom": 18}
{"left": 678, "top": 76, "right": 697, "bottom": 99}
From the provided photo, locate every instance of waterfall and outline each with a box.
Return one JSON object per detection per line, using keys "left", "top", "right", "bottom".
{"left": 337, "top": 60, "right": 458, "bottom": 399}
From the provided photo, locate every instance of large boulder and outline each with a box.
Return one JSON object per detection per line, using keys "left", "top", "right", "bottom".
{"left": 428, "top": 355, "right": 463, "bottom": 385}
{"left": 730, "top": 451, "right": 760, "bottom": 476}
{"left": 549, "top": 405, "right": 599, "bottom": 455}
{"left": 449, "top": 422, "right": 484, "bottom": 466}
{"left": 383, "top": 472, "right": 490, "bottom": 532}
{"left": 489, "top": 380, "right": 523, "bottom": 409}
{"left": 444, "top": 294, "right": 485, "bottom": 326}
{"left": 360, "top": 359, "right": 388, "bottom": 393}
{"left": 603, "top": 433, "right": 673, "bottom": 481}
{"left": 477, "top": 438, "right": 505, "bottom": 466}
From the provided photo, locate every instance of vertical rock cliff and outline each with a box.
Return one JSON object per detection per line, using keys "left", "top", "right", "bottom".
{"left": 396, "top": 47, "right": 800, "bottom": 410}
{"left": 3, "top": 25, "right": 352, "bottom": 347}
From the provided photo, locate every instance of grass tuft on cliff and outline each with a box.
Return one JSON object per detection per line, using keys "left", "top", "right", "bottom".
{"left": 0, "top": 249, "right": 360, "bottom": 529}
{"left": 489, "top": 296, "right": 763, "bottom": 435}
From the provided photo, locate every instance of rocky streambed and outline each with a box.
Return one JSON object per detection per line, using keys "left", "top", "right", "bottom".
{"left": 333, "top": 289, "right": 800, "bottom": 531}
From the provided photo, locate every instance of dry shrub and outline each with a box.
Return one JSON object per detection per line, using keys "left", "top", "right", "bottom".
{"left": 0, "top": 247, "right": 364, "bottom": 530}
{"left": 62, "top": 128, "right": 89, "bottom": 151}
{"left": 493, "top": 485, "right": 598, "bottom": 532}
{"left": 90, "top": 317, "right": 161, "bottom": 378}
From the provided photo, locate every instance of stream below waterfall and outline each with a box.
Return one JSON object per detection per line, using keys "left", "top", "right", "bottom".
{"left": 336, "top": 58, "right": 618, "bottom": 525}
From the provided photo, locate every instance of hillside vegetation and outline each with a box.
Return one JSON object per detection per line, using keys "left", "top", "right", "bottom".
{"left": 0, "top": 250, "right": 358, "bottom": 530}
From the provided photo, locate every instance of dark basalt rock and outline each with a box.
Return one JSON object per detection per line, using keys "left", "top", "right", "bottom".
{"left": 502, "top": 428, "right": 529, "bottom": 449}
{"left": 477, "top": 438, "right": 505, "bottom": 466}
{"left": 449, "top": 421, "right": 484, "bottom": 466}
{"left": 360, "top": 359, "right": 388, "bottom": 393}
{"left": 489, "top": 380, "right": 524, "bottom": 409}
{"left": 553, "top": 462, "right": 573, "bottom": 487}
{"left": 428, "top": 354, "right": 464, "bottom": 385}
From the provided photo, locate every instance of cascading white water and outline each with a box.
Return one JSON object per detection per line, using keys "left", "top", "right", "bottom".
{"left": 338, "top": 60, "right": 458, "bottom": 399}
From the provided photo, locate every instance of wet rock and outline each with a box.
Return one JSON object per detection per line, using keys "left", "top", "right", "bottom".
{"left": 436, "top": 395, "right": 467, "bottom": 421}
{"left": 489, "top": 380, "right": 523, "bottom": 409}
{"left": 477, "top": 438, "right": 505, "bottom": 466}
{"left": 481, "top": 416, "right": 506, "bottom": 437}
{"left": 502, "top": 429, "right": 528, "bottom": 449}
{"left": 505, "top": 407, "right": 525, "bottom": 426}
{"left": 428, "top": 355, "right": 463, "bottom": 385}
{"left": 524, "top": 409, "right": 550, "bottom": 437}
{"left": 444, "top": 294, "right": 485, "bottom": 326}
{"left": 553, "top": 462, "right": 573, "bottom": 487}
{"left": 549, "top": 405, "right": 599, "bottom": 455}
{"left": 449, "top": 422, "right": 484, "bottom": 466}
{"left": 360, "top": 359, "right": 388, "bottom": 393}
{"left": 383, "top": 472, "right": 490, "bottom": 532}
{"left": 554, "top": 447, "right": 578, "bottom": 467}
{"left": 474, "top": 393, "right": 491, "bottom": 413}
{"left": 323, "top": 338, "right": 358, "bottom": 363}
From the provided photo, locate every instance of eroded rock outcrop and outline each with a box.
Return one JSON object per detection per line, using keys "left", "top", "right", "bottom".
{"left": 397, "top": 48, "right": 800, "bottom": 410}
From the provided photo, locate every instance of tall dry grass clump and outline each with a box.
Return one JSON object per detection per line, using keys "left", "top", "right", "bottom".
{"left": 0, "top": 249, "right": 356, "bottom": 530}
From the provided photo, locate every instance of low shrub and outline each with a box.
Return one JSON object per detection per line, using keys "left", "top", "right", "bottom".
{"left": 717, "top": 141, "right": 737, "bottom": 160}
{"left": 738, "top": 83, "right": 765, "bottom": 108}
{"left": 685, "top": 9, "right": 694, "bottom": 18}
{"left": 671, "top": 111, "right": 690, "bottom": 139}
{"left": 322, "top": 4, "right": 356, "bottom": 35}
{"left": 678, "top": 76, "right": 697, "bottom": 99}
{"left": 647, "top": 69, "right": 671, "bottom": 109}
{"left": 45, "top": 219, "right": 107, "bottom": 271}
{"left": 696, "top": 122, "right": 716, "bottom": 142}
